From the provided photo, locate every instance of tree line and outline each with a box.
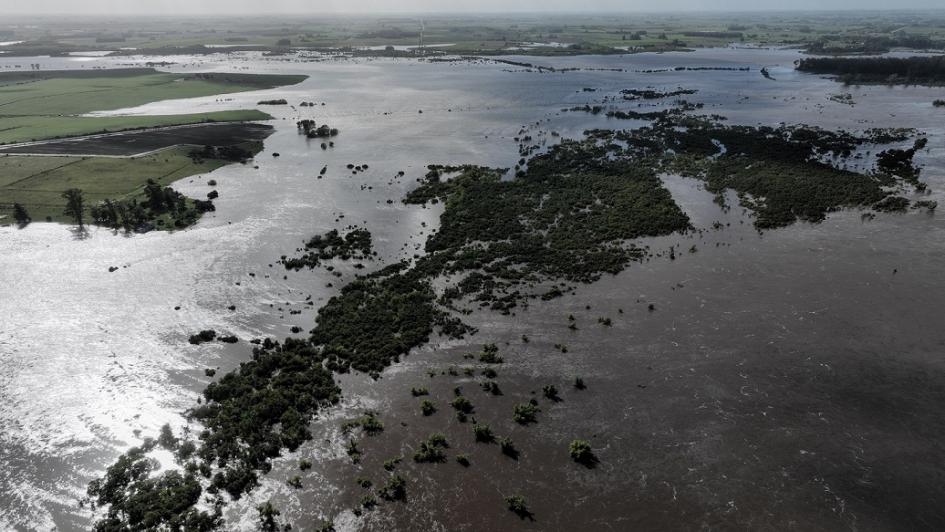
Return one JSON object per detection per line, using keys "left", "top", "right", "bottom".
{"left": 796, "top": 56, "right": 945, "bottom": 85}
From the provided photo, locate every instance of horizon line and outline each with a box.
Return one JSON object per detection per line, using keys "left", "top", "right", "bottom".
{"left": 5, "top": 8, "right": 945, "bottom": 17}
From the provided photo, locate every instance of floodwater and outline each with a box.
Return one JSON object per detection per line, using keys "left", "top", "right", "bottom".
{"left": 1, "top": 48, "right": 944, "bottom": 531}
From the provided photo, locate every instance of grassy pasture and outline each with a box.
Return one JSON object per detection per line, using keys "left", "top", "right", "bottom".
{"left": 0, "top": 69, "right": 304, "bottom": 144}
{"left": 0, "top": 147, "right": 230, "bottom": 223}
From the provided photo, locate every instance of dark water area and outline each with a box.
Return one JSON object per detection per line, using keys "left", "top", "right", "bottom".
{"left": 1, "top": 48, "right": 944, "bottom": 531}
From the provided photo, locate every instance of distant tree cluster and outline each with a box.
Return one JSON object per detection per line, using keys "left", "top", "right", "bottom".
{"left": 88, "top": 178, "right": 214, "bottom": 232}
{"left": 797, "top": 56, "right": 945, "bottom": 85}
{"left": 807, "top": 34, "right": 945, "bottom": 55}
{"left": 297, "top": 119, "right": 339, "bottom": 138}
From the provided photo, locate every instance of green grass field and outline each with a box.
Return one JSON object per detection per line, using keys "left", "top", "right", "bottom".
{"left": 0, "top": 69, "right": 304, "bottom": 144}
{"left": 0, "top": 68, "right": 300, "bottom": 227}
{"left": 0, "top": 147, "right": 231, "bottom": 223}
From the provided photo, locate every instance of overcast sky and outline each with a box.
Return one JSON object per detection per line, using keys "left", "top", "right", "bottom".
{"left": 5, "top": 0, "right": 944, "bottom": 15}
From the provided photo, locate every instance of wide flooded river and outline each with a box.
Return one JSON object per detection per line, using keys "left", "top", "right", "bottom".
{"left": 1, "top": 48, "right": 944, "bottom": 531}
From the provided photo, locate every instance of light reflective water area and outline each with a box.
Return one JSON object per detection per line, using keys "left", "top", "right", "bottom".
{"left": 1, "top": 48, "right": 944, "bottom": 531}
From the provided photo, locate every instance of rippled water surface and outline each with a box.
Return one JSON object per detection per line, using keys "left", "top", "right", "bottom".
{"left": 1, "top": 48, "right": 944, "bottom": 531}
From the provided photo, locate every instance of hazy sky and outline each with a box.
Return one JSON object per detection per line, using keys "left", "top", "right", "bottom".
{"left": 4, "top": 0, "right": 944, "bottom": 15}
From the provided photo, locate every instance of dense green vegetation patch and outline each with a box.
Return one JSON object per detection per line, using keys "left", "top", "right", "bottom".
{"left": 797, "top": 56, "right": 945, "bottom": 85}
{"left": 404, "top": 140, "right": 691, "bottom": 311}
{"left": 310, "top": 264, "right": 441, "bottom": 374}
{"left": 192, "top": 338, "right": 340, "bottom": 499}
{"left": 590, "top": 116, "right": 922, "bottom": 228}
{"left": 282, "top": 227, "right": 374, "bottom": 270}
{"left": 622, "top": 88, "right": 698, "bottom": 100}
{"left": 87, "top": 339, "right": 339, "bottom": 528}
{"left": 86, "top": 441, "right": 221, "bottom": 531}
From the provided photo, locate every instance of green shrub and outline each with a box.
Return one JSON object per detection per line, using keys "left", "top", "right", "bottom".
{"left": 420, "top": 399, "right": 436, "bottom": 416}
{"left": 478, "top": 343, "right": 504, "bottom": 363}
{"left": 513, "top": 402, "right": 540, "bottom": 424}
{"left": 473, "top": 423, "right": 494, "bottom": 443}
{"left": 499, "top": 437, "right": 519, "bottom": 459}
{"left": 451, "top": 396, "right": 474, "bottom": 414}
{"left": 413, "top": 434, "right": 449, "bottom": 463}
{"left": 569, "top": 439, "right": 597, "bottom": 466}
{"left": 379, "top": 474, "right": 407, "bottom": 501}
{"left": 505, "top": 495, "right": 531, "bottom": 518}
{"left": 383, "top": 457, "right": 401, "bottom": 471}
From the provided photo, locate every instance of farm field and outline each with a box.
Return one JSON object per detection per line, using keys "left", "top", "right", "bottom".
{"left": 0, "top": 69, "right": 303, "bottom": 143}
{"left": 0, "top": 146, "right": 233, "bottom": 223}
{"left": 3, "top": 12, "right": 945, "bottom": 57}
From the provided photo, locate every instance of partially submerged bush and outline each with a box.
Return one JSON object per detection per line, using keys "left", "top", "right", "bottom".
{"left": 505, "top": 495, "right": 532, "bottom": 519}
{"left": 413, "top": 434, "right": 449, "bottom": 463}
{"left": 379, "top": 474, "right": 407, "bottom": 501}
{"left": 473, "top": 423, "right": 494, "bottom": 443}
{"left": 420, "top": 399, "right": 436, "bottom": 416}
{"left": 188, "top": 330, "right": 216, "bottom": 345}
{"left": 499, "top": 437, "right": 519, "bottom": 459}
{"left": 450, "top": 396, "right": 474, "bottom": 414}
{"left": 569, "top": 439, "right": 597, "bottom": 466}
{"left": 478, "top": 343, "right": 504, "bottom": 364}
{"left": 513, "top": 402, "right": 540, "bottom": 425}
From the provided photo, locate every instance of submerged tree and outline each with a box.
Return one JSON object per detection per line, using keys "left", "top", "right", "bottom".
{"left": 257, "top": 500, "right": 291, "bottom": 532}
{"left": 499, "top": 437, "right": 519, "bottom": 459}
{"left": 505, "top": 495, "right": 533, "bottom": 519}
{"left": 62, "top": 188, "right": 85, "bottom": 227}
{"left": 513, "top": 402, "right": 540, "bottom": 425}
{"left": 473, "top": 423, "right": 494, "bottom": 443}
{"left": 420, "top": 399, "right": 436, "bottom": 416}
{"left": 379, "top": 474, "right": 407, "bottom": 501}
{"left": 569, "top": 439, "right": 598, "bottom": 467}
{"left": 12, "top": 203, "right": 31, "bottom": 226}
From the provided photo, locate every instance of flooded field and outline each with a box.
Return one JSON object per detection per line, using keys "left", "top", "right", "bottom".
{"left": 1, "top": 47, "right": 944, "bottom": 531}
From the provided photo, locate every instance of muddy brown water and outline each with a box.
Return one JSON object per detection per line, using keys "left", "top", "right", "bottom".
{"left": 1, "top": 48, "right": 944, "bottom": 531}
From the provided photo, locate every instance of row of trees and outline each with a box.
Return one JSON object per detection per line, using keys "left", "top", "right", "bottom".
{"left": 8, "top": 189, "right": 84, "bottom": 227}
{"left": 796, "top": 55, "right": 945, "bottom": 84}
{"left": 50, "top": 179, "right": 216, "bottom": 232}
